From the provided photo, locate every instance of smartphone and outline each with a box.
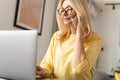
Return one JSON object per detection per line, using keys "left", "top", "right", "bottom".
{"left": 72, "top": 16, "right": 78, "bottom": 27}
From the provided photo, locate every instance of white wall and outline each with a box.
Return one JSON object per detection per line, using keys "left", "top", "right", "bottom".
{"left": 0, "top": 0, "right": 58, "bottom": 64}
{"left": 0, "top": 0, "right": 16, "bottom": 29}
{"left": 91, "top": 6, "right": 120, "bottom": 75}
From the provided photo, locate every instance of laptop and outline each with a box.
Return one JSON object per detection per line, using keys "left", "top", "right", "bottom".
{"left": 0, "top": 30, "right": 38, "bottom": 80}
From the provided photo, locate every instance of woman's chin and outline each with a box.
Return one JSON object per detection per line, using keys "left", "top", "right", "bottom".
{"left": 64, "top": 20, "right": 72, "bottom": 25}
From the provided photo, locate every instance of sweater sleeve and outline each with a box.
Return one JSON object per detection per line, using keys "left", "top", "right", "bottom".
{"left": 40, "top": 33, "right": 57, "bottom": 75}
{"left": 72, "top": 35, "right": 103, "bottom": 75}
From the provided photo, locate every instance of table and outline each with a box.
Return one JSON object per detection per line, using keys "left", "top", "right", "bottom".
{"left": 109, "top": 75, "right": 115, "bottom": 80}
{"left": 36, "top": 78, "right": 59, "bottom": 80}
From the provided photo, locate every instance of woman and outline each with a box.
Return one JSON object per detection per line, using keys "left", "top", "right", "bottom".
{"left": 36, "top": 0, "right": 103, "bottom": 80}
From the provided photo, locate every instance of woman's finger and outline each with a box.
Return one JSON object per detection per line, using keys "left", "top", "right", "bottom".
{"left": 36, "top": 71, "right": 41, "bottom": 75}
{"left": 36, "top": 65, "right": 42, "bottom": 71}
{"left": 36, "top": 75, "right": 41, "bottom": 79}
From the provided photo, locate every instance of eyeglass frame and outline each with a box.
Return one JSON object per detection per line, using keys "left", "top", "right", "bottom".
{"left": 57, "top": 6, "right": 73, "bottom": 16}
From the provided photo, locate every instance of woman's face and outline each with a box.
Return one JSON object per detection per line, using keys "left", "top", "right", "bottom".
{"left": 58, "top": 0, "right": 76, "bottom": 24}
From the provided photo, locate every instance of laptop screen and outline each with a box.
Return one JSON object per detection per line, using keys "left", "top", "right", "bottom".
{"left": 0, "top": 30, "right": 38, "bottom": 80}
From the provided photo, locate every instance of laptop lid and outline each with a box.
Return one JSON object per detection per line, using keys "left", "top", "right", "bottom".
{"left": 0, "top": 30, "right": 38, "bottom": 80}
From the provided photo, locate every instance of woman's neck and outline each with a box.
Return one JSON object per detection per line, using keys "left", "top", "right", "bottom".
{"left": 65, "top": 22, "right": 76, "bottom": 34}
{"left": 69, "top": 22, "right": 76, "bottom": 34}
{"left": 70, "top": 25, "right": 76, "bottom": 34}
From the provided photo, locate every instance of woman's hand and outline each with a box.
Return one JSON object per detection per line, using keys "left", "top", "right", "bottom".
{"left": 76, "top": 15, "right": 85, "bottom": 38}
{"left": 72, "top": 15, "right": 86, "bottom": 67}
{"left": 36, "top": 65, "right": 49, "bottom": 79}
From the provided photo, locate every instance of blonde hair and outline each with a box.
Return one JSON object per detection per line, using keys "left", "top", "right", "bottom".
{"left": 56, "top": 0, "right": 93, "bottom": 41}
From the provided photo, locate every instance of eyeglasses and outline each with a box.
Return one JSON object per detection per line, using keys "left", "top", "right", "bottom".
{"left": 57, "top": 6, "right": 73, "bottom": 15}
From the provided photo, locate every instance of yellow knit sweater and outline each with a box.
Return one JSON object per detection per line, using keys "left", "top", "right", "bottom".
{"left": 40, "top": 31, "right": 103, "bottom": 80}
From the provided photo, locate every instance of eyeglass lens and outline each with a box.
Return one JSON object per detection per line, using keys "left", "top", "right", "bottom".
{"left": 57, "top": 7, "right": 73, "bottom": 15}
